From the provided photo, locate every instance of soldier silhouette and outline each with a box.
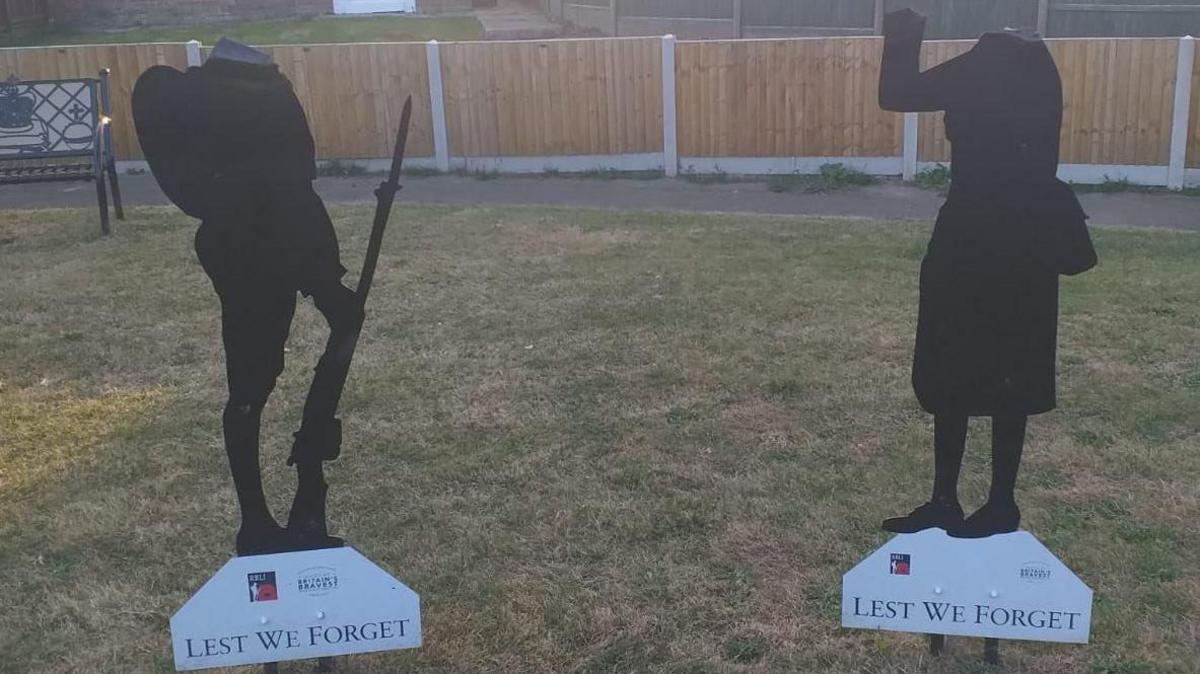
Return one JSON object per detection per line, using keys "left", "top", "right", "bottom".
{"left": 877, "top": 10, "right": 1097, "bottom": 538}
{"left": 133, "top": 38, "right": 363, "bottom": 555}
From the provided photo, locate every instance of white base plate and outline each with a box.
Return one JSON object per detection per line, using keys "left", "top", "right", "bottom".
{"left": 170, "top": 546, "right": 421, "bottom": 671}
{"left": 842, "top": 529, "right": 1092, "bottom": 644}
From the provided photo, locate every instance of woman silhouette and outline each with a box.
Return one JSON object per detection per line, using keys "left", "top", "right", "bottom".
{"left": 877, "top": 10, "right": 1096, "bottom": 538}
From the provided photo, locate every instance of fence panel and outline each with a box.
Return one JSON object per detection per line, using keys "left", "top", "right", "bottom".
{"left": 743, "top": 0, "right": 875, "bottom": 30}
{"left": 918, "top": 38, "right": 1178, "bottom": 167}
{"left": 1189, "top": 40, "right": 1200, "bottom": 167}
{"left": 1054, "top": 38, "right": 1177, "bottom": 166}
{"left": 619, "top": 0, "right": 730, "bottom": 18}
{"left": 676, "top": 37, "right": 901, "bottom": 158}
{"left": 440, "top": 37, "right": 662, "bottom": 157}
{"left": 886, "top": 0, "right": 1040, "bottom": 39}
{"left": 0, "top": 43, "right": 189, "bottom": 160}
{"left": 1, "top": 0, "right": 49, "bottom": 32}
{"left": 262, "top": 43, "right": 435, "bottom": 161}
{"left": 1049, "top": 2, "right": 1200, "bottom": 38}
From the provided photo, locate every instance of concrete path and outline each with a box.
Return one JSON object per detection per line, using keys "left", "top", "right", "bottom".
{"left": 3, "top": 174, "right": 1197, "bottom": 232}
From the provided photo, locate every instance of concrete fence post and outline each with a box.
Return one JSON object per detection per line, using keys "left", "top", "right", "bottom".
{"left": 733, "top": 0, "right": 743, "bottom": 39}
{"left": 873, "top": 0, "right": 885, "bottom": 35}
{"left": 1167, "top": 35, "right": 1195, "bottom": 190}
{"left": 662, "top": 34, "right": 678, "bottom": 177}
{"left": 185, "top": 40, "right": 203, "bottom": 67}
{"left": 426, "top": 39, "right": 451, "bottom": 173}
{"left": 1037, "top": 0, "right": 1050, "bottom": 36}
{"left": 902, "top": 112, "right": 919, "bottom": 181}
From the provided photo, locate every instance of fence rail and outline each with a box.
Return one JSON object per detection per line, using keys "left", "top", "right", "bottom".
{"left": 1, "top": 34, "right": 1198, "bottom": 188}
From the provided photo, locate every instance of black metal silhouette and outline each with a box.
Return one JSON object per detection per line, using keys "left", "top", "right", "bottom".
{"left": 877, "top": 10, "right": 1097, "bottom": 539}
{"left": 132, "top": 38, "right": 411, "bottom": 556}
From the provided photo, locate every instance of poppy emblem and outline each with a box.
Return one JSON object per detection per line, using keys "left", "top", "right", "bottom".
{"left": 248, "top": 571, "right": 279, "bottom": 602}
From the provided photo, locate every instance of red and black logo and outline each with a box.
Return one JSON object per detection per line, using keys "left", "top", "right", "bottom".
{"left": 889, "top": 553, "right": 911, "bottom": 576}
{"left": 248, "top": 571, "right": 278, "bottom": 602}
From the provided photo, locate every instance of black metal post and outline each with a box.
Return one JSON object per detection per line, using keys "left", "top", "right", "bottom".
{"left": 928, "top": 634, "right": 945, "bottom": 656}
{"left": 262, "top": 663, "right": 278, "bottom": 674}
{"left": 317, "top": 656, "right": 336, "bottom": 672}
{"left": 98, "top": 69, "right": 124, "bottom": 220}
{"left": 983, "top": 638, "right": 1000, "bottom": 665}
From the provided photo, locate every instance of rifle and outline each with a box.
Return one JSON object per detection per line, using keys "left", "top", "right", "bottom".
{"left": 288, "top": 95, "right": 413, "bottom": 466}
{"left": 359, "top": 95, "right": 413, "bottom": 305}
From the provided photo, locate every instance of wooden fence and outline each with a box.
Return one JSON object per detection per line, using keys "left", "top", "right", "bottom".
{"left": 555, "top": 0, "right": 1200, "bottom": 40}
{"left": 675, "top": 38, "right": 900, "bottom": 159}
{"left": 919, "top": 38, "right": 1180, "bottom": 167}
{"left": 439, "top": 38, "right": 662, "bottom": 158}
{"left": 242, "top": 43, "right": 436, "bottom": 161}
{"left": 0, "top": 0, "right": 49, "bottom": 38}
{"left": 0, "top": 43, "right": 189, "bottom": 160}
{"left": 2, "top": 34, "right": 1199, "bottom": 187}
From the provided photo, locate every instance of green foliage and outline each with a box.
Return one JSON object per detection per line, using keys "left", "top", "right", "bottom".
{"left": 913, "top": 163, "right": 951, "bottom": 189}
{"left": 317, "top": 159, "right": 368, "bottom": 177}
{"left": 767, "top": 163, "right": 878, "bottom": 193}
{"left": 816, "top": 162, "right": 877, "bottom": 187}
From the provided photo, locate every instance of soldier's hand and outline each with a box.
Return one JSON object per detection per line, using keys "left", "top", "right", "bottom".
{"left": 883, "top": 8, "right": 927, "bottom": 42}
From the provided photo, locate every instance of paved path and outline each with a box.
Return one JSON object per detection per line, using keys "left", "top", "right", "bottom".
{"left": 3, "top": 174, "right": 1197, "bottom": 232}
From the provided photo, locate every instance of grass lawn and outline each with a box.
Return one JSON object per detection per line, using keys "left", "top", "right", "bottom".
{"left": 4, "top": 15, "right": 483, "bottom": 47}
{"left": 0, "top": 204, "right": 1197, "bottom": 673}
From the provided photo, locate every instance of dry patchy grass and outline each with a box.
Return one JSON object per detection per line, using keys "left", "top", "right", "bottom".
{"left": 0, "top": 204, "right": 1197, "bottom": 673}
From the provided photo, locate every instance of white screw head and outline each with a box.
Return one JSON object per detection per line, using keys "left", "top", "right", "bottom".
{"left": 317, "top": 610, "right": 326, "bottom": 620}
{"left": 934, "top": 586, "right": 943, "bottom": 595}
{"left": 989, "top": 590, "right": 999, "bottom": 598}
{"left": 260, "top": 616, "right": 269, "bottom": 625}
